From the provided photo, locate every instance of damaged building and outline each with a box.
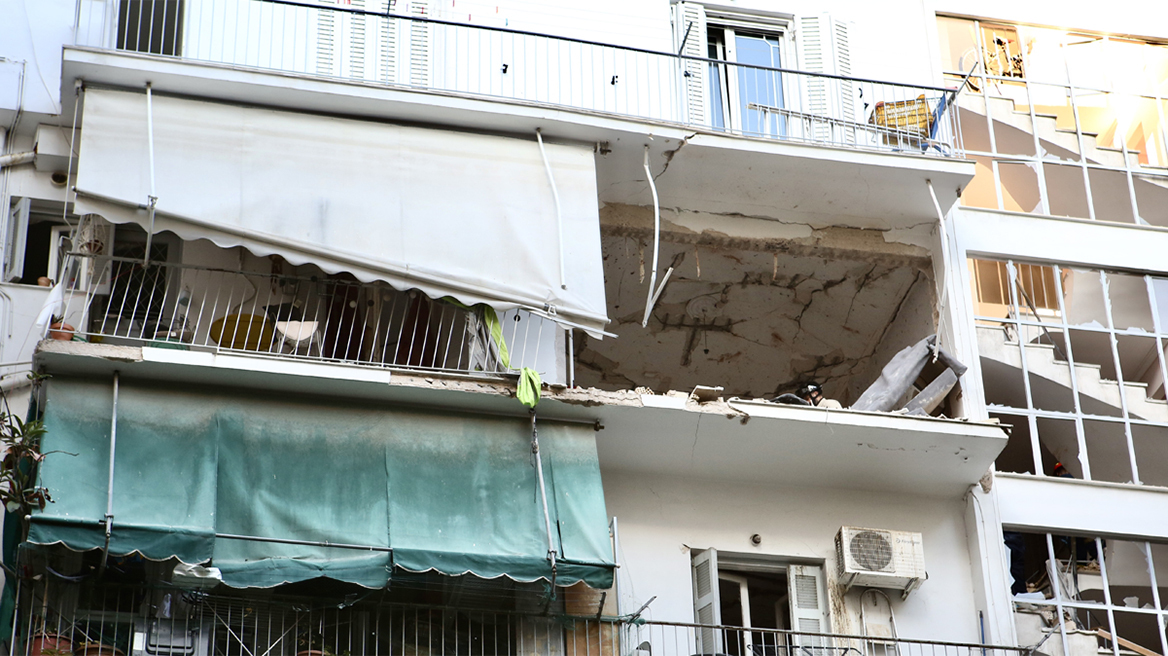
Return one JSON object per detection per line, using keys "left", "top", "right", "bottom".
{"left": 0, "top": 2, "right": 1165, "bottom": 656}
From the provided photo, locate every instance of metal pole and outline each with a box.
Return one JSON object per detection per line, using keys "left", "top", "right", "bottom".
{"left": 530, "top": 410, "right": 557, "bottom": 578}
{"left": 98, "top": 370, "right": 119, "bottom": 575}
{"left": 143, "top": 83, "right": 158, "bottom": 266}
{"left": 535, "top": 128, "right": 566, "bottom": 290}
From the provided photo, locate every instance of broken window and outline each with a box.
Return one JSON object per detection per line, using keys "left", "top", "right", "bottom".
{"left": 973, "top": 258, "right": 1168, "bottom": 487}
{"left": 939, "top": 16, "right": 1168, "bottom": 229}
{"left": 1007, "top": 531, "right": 1168, "bottom": 656}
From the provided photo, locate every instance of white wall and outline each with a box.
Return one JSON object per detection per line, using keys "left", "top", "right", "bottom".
{"left": 603, "top": 469, "right": 983, "bottom": 642}
{"left": 0, "top": 0, "right": 75, "bottom": 117}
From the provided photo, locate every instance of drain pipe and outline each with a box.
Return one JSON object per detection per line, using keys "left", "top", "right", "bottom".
{"left": 926, "top": 180, "right": 951, "bottom": 362}
{"left": 98, "top": 371, "right": 119, "bottom": 576}
{"left": 0, "top": 151, "right": 34, "bottom": 169}
{"left": 535, "top": 129, "right": 567, "bottom": 290}
{"left": 641, "top": 146, "right": 672, "bottom": 327}
{"left": 143, "top": 83, "right": 158, "bottom": 266}
{"left": 529, "top": 409, "right": 558, "bottom": 588}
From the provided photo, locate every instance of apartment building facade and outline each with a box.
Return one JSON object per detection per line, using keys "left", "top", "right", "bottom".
{"left": 0, "top": 1, "right": 1165, "bottom": 656}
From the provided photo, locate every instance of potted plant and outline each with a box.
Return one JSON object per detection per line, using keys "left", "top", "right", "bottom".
{"left": 29, "top": 632, "right": 73, "bottom": 656}
{"left": 47, "top": 317, "right": 75, "bottom": 341}
{"left": 0, "top": 377, "right": 55, "bottom": 514}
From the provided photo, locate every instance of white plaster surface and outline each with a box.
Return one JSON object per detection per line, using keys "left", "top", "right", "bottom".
{"left": 603, "top": 469, "right": 983, "bottom": 642}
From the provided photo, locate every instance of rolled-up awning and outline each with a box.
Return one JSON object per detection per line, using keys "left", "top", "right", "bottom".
{"left": 73, "top": 88, "right": 610, "bottom": 336}
{"left": 29, "top": 377, "right": 615, "bottom": 589}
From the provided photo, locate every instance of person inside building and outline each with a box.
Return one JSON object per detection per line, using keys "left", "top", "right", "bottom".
{"left": 797, "top": 383, "right": 843, "bottom": 409}
{"left": 1052, "top": 462, "right": 1100, "bottom": 565}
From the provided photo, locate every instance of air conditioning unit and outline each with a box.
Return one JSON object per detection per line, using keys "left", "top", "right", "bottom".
{"left": 835, "top": 527, "right": 925, "bottom": 598}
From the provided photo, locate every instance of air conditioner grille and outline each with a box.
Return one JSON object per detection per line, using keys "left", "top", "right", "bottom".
{"left": 849, "top": 530, "right": 893, "bottom": 571}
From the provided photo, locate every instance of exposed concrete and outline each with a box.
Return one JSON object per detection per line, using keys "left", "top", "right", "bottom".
{"left": 580, "top": 204, "right": 937, "bottom": 402}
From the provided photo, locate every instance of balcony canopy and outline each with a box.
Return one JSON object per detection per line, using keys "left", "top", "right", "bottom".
{"left": 73, "top": 88, "right": 610, "bottom": 336}
{"left": 28, "top": 376, "right": 615, "bottom": 589}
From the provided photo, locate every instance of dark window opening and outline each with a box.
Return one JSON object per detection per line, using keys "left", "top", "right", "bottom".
{"left": 117, "top": 0, "right": 184, "bottom": 56}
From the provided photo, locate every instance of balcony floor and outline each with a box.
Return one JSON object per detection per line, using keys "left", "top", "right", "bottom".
{"left": 37, "top": 339, "right": 1006, "bottom": 498}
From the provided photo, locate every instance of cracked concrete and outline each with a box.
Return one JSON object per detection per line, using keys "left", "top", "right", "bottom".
{"left": 577, "top": 204, "right": 938, "bottom": 402}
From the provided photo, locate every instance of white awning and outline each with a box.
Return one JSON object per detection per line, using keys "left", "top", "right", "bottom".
{"left": 74, "top": 88, "right": 610, "bottom": 336}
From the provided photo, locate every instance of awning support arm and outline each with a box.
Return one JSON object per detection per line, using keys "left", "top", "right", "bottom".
{"left": 529, "top": 410, "right": 558, "bottom": 584}
{"left": 535, "top": 129, "right": 567, "bottom": 290}
{"left": 143, "top": 83, "right": 158, "bottom": 267}
{"left": 641, "top": 146, "right": 672, "bottom": 327}
{"left": 98, "top": 370, "right": 119, "bottom": 577}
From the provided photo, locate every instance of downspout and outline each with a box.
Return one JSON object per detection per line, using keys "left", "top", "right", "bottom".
{"left": 143, "top": 83, "right": 158, "bottom": 266}
{"left": 98, "top": 371, "right": 119, "bottom": 576}
{"left": 529, "top": 409, "right": 558, "bottom": 593}
{"left": 535, "top": 129, "right": 567, "bottom": 290}
{"left": 641, "top": 146, "right": 672, "bottom": 327}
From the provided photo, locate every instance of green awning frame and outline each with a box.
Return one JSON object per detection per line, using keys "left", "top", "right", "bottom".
{"left": 28, "top": 377, "right": 614, "bottom": 590}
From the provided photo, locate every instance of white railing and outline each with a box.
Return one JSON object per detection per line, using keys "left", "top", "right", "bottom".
{"left": 73, "top": 0, "right": 965, "bottom": 156}
{"left": 47, "top": 253, "right": 559, "bottom": 378}
{"left": 13, "top": 577, "right": 1028, "bottom": 656}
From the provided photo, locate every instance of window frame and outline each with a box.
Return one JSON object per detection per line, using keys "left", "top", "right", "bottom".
{"left": 691, "top": 547, "right": 831, "bottom": 653}
{"left": 700, "top": 7, "right": 794, "bottom": 136}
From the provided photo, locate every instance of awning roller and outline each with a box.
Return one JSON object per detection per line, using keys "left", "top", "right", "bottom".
{"left": 73, "top": 88, "right": 611, "bottom": 336}
{"left": 29, "top": 376, "right": 615, "bottom": 589}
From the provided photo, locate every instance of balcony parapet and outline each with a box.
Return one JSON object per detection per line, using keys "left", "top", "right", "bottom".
{"left": 73, "top": 0, "right": 966, "bottom": 158}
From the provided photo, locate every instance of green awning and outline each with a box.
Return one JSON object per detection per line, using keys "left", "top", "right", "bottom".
{"left": 28, "top": 377, "right": 614, "bottom": 589}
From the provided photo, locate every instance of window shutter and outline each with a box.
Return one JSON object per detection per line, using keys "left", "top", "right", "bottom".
{"left": 315, "top": 1, "right": 338, "bottom": 76}
{"left": 350, "top": 0, "right": 367, "bottom": 79}
{"left": 796, "top": 14, "right": 855, "bottom": 142}
{"left": 377, "top": 0, "right": 398, "bottom": 83}
{"left": 4, "top": 197, "right": 30, "bottom": 282}
{"left": 675, "top": 2, "right": 708, "bottom": 125}
{"left": 407, "top": 0, "right": 431, "bottom": 87}
{"left": 788, "top": 564, "right": 831, "bottom": 635}
{"left": 691, "top": 548, "right": 723, "bottom": 653}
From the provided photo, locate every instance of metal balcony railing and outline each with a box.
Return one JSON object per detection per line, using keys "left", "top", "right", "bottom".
{"left": 73, "top": 0, "right": 965, "bottom": 156}
{"left": 13, "top": 576, "right": 1026, "bottom": 656}
{"left": 47, "top": 253, "right": 558, "bottom": 378}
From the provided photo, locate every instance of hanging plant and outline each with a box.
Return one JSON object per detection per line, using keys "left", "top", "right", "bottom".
{"left": 0, "top": 376, "right": 54, "bottom": 514}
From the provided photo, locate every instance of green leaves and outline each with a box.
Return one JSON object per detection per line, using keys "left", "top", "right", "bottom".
{"left": 0, "top": 390, "right": 53, "bottom": 514}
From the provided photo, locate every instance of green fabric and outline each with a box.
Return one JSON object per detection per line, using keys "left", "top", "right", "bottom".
{"left": 517, "top": 367, "right": 541, "bottom": 408}
{"left": 28, "top": 377, "right": 613, "bottom": 589}
{"left": 481, "top": 306, "right": 511, "bottom": 370}
{"left": 29, "top": 378, "right": 217, "bottom": 564}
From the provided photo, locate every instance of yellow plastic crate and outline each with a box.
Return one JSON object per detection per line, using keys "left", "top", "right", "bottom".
{"left": 869, "top": 94, "right": 933, "bottom": 137}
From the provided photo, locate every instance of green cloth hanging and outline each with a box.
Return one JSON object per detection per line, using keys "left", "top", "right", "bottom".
{"left": 481, "top": 306, "right": 511, "bottom": 370}
{"left": 517, "top": 368, "right": 541, "bottom": 408}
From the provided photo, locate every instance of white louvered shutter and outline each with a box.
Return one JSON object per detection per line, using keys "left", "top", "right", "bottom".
{"left": 796, "top": 14, "right": 855, "bottom": 143}
{"left": 4, "top": 197, "right": 29, "bottom": 282}
{"left": 349, "top": 0, "right": 367, "bottom": 79}
{"left": 376, "top": 0, "right": 398, "bottom": 83}
{"left": 315, "top": 1, "right": 338, "bottom": 76}
{"left": 674, "top": 2, "right": 708, "bottom": 125}
{"left": 407, "top": 0, "right": 430, "bottom": 86}
{"left": 691, "top": 549, "right": 723, "bottom": 654}
{"left": 788, "top": 564, "right": 830, "bottom": 636}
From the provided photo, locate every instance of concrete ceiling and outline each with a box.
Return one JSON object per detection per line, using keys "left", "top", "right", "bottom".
{"left": 575, "top": 206, "right": 936, "bottom": 401}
